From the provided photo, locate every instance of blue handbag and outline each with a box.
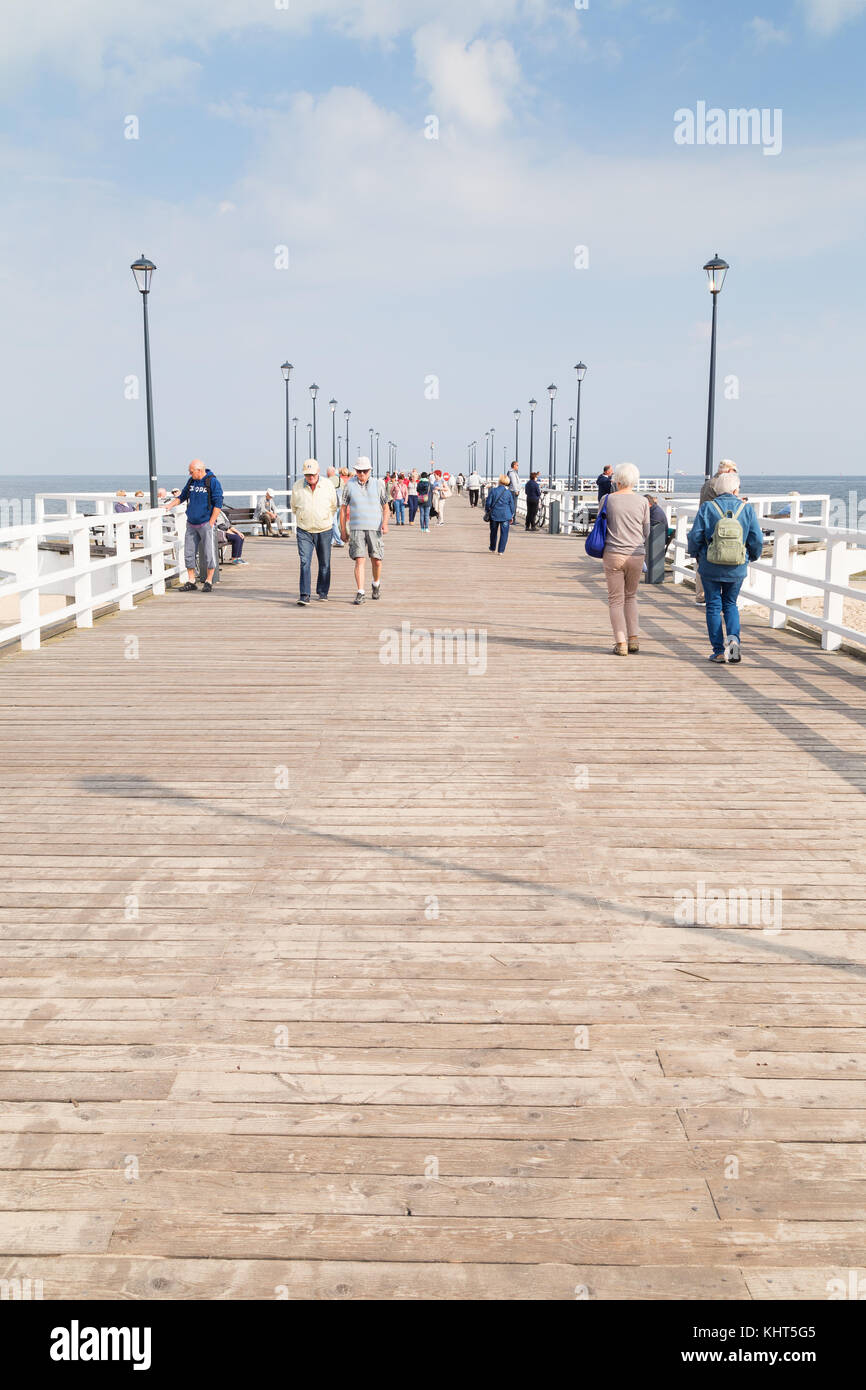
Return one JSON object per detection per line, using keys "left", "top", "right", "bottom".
{"left": 584, "top": 496, "right": 608, "bottom": 558}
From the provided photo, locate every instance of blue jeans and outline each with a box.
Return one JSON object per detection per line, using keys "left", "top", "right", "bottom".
{"left": 394, "top": 499, "right": 406, "bottom": 524}
{"left": 419, "top": 501, "right": 431, "bottom": 530}
{"left": 703, "top": 575, "right": 743, "bottom": 653}
{"left": 296, "top": 528, "right": 332, "bottom": 599}
{"left": 489, "top": 519, "right": 511, "bottom": 553}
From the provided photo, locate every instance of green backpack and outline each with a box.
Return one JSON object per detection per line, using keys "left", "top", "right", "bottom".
{"left": 706, "top": 499, "right": 747, "bottom": 566}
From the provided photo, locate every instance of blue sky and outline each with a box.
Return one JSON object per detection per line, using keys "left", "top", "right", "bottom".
{"left": 1, "top": 0, "right": 865, "bottom": 479}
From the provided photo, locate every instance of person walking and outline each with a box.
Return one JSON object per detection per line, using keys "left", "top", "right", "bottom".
{"left": 391, "top": 474, "right": 408, "bottom": 525}
{"left": 524, "top": 472, "right": 541, "bottom": 530}
{"left": 507, "top": 461, "right": 520, "bottom": 520}
{"left": 687, "top": 470, "right": 763, "bottom": 664}
{"left": 340, "top": 457, "right": 388, "bottom": 604}
{"left": 467, "top": 468, "right": 481, "bottom": 508}
{"left": 602, "top": 462, "right": 650, "bottom": 655}
{"left": 485, "top": 473, "right": 516, "bottom": 554}
{"left": 456, "top": 472, "right": 466, "bottom": 495}
{"left": 163, "top": 459, "right": 224, "bottom": 592}
{"left": 597, "top": 465, "right": 614, "bottom": 502}
{"left": 694, "top": 460, "right": 739, "bottom": 605}
{"left": 407, "top": 472, "right": 419, "bottom": 525}
{"left": 416, "top": 472, "right": 433, "bottom": 532}
{"left": 437, "top": 473, "right": 451, "bottom": 526}
{"left": 290, "top": 459, "right": 338, "bottom": 606}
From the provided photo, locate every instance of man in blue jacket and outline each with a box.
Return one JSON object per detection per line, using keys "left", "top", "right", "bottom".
{"left": 163, "top": 459, "right": 224, "bottom": 592}
{"left": 687, "top": 473, "right": 763, "bottom": 663}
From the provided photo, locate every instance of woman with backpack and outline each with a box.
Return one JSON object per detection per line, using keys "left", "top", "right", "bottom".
{"left": 416, "top": 472, "right": 433, "bottom": 532}
{"left": 687, "top": 472, "right": 763, "bottom": 664}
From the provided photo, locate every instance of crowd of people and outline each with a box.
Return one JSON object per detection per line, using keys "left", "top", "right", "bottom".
{"left": 160, "top": 454, "right": 763, "bottom": 662}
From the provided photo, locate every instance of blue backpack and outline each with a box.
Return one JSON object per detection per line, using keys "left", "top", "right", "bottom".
{"left": 584, "top": 496, "right": 608, "bottom": 558}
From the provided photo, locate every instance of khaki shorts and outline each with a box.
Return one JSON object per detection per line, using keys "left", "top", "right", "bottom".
{"left": 349, "top": 528, "right": 384, "bottom": 560}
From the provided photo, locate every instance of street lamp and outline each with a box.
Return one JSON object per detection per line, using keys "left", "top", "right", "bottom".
{"left": 703, "top": 255, "right": 729, "bottom": 478}
{"left": 292, "top": 416, "right": 298, "bottom": 470}
{"left": 130, "top": 255, "right": 158, "bottom": 507}
{"left": 369, "top": 428, "right": 375, "bottom": 475}
{"left": 281, "top": 362, "right": 293, "bottom": 490}
{"left": 573, "top": 362, "right": 587, "bottom": 490}
{"left": 528, "top": 398, "right": 537, "bottom": 473}
{"left": 513, "top": 408, "right": 521, "bottom": 463}
{"left": 553, "top": 423, "right": 558, "bottom": 485}
{"left": 547, "top": 385, "right": 556, "bottom": 490}
{"left": 309, "top": 383, "right": 319, "bottom": 460}
{"left": 490, "top": 427, "right": 495, "bottom": 480}
{"left": 666, "top": 435, "right": 673, "bottom": 491}
{"left": 329, "top": 398, "right": 338, "bottom": 471}
{"left": 375, "top": 432, "right": 380, "bottom": 474}
{"left": 344, "top": 408, "right": 351, "bottom": 465}
{"left": 568, "top": 417, "right": 574, "bottom": 484}
{"left": 484, "top": 431, "right": 490, "bottom": 477}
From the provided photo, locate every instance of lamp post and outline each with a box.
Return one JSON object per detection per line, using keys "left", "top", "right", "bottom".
{"left": 292, "top": 417, "right": 298, "bottom": 470}
{"left": 553, "top": 423, "right": 558, "bottom": 485}
{"left": 375, "top": 432, "right": 380, "bottom": 474}
{"left": 513, "top": 409, "right": 520, "bottom": 464}
{"left": 344, "top": 409, "right": 351, "bottom": 467}
{"left": 528, "top": 398, "right": 537, "bottom": 473}
{"left": 703, "top": 255, "right": 729, "bottom": 478}
{"left": 573, "top": 362, "right": 587, "bottom": 490}
{"left": 369, "top": 428, "right": 375, "bottom": 474}
{"left": 484, "top": 432, "right": 490, "bottom": 477}
{"left": 308, "top": 384, "right": 319, "bottom": 460}
{"left": 666, "top": 435, "right": 672, "bottom": 491}
{"left": 130, "top": 255, "right": 158, "bottom": 507}
{"left": 329, "top": 399, "right": 337, "bottom": 471}
{"left": 547, "top": 385, "right": 556, "bottom": 490}
{"left": 280, "top": 362, "right": 293, "bottom": 492}
{"left": 490, "top": 427, "right": 495, "bottom": 480}
{"left": 307, "top": 423, "right": 312, "bottom": 455}
{"left": 568, "top": 417, "right": 574, "bottom": 485}
{"left": 338, "top": 435, "right": 343, "bottom": 469}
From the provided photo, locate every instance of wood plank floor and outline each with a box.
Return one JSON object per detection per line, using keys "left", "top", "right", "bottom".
{"left": 1, "top": 495, "right": 865, "bottom": 1301}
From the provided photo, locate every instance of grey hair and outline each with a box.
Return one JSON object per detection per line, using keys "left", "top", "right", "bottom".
{"left": 715, "top": 473, "right": 740, "bottom": 495}
{"left": 613, "top": 462, "right": 640, "bottom": 491}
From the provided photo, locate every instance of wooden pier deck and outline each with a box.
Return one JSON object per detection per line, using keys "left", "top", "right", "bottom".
{"left": 1, "top": 496, "right": 865, "bottom": 1301}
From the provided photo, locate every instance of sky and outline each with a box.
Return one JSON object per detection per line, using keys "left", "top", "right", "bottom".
{"left": 1, "top": 0, "right": 865, "bottom": 480}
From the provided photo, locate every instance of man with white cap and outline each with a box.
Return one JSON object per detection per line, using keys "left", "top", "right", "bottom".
{"left": 290, "top": 459, "right": 338, "bottom": 606}
{"left": 340, "top": 457, "right": 388, "bottom": 604}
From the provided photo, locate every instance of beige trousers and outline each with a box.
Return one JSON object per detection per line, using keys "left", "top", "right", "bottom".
{"left": 603, "top": 552, "right": 644, "bottom": 645}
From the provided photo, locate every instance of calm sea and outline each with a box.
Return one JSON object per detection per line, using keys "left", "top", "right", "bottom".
{"left": 2, "top": 471, "right": 866, "bottom": 524}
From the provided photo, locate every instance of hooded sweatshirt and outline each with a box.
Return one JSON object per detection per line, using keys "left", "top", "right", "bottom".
{"left": 178, "top": 470, "right": 223, "bottom": 526}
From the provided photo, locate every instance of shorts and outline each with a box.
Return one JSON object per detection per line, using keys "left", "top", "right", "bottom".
{"left": 349, "top": 528, "right": 384, "bottom": 560}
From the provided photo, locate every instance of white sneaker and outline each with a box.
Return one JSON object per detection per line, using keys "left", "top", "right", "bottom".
{"left": 725, "top": 635, "right": 741, "bottom": 663}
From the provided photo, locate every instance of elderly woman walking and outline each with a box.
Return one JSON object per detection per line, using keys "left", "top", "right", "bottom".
{"left": 603, "top": 462, "right": 650, "bottom": 655}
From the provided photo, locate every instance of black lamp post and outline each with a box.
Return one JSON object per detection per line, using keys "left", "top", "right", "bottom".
{"left": 553, "top": 424, "right": 558, "bottom": 485}
{"left": 369, "top": 428, "right": 375, "bottom": 474}
{"left": 666, "top": 435, "right": 672, "bottom": 490}
{"left": 329, "top": 399, "right": 337, "bottom": 471}
{"left": 375, "top": 432, "right": 380, "bottom": 474}
{"left": 292, "top": 417, "right": 298, "bottom": 469}
{"left": 309, "top": 384, "right": 319, "bottom": 459}
{"left": 568, "top": 417, "right": 574, "bottom": 485}
{"left": 547, "top": 385, "right": 556, "bottom": 490}
{"left": 703, "top": 255, "right": 729, "bottom": 478}
{"left": 281, "top": 362, "right": 293, "bottom": 490}
{"left": 484, "top": 432, "right": 489, "bottom": 477}
{"left": 528, "top": 398, "right": 537, "bottom": 473}
{"left": 344, "top": 408, "right": 351, "bottom": 465}
{"left": 130, "top": 255, "right": 158, "bottom": 507}
{"left": 513, "top": 409, "right": 520, "bottom": 464}
{"left": 490, "top": 427, "right": 495, "bottom": 480}
{"left": 573, "top": 362, "right": 586, "bottom": 490}
{"left": 307, "top": 423, "right": 312, "bottom": 455}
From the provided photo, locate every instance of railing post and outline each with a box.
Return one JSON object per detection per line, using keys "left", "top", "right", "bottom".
{"left": 673, "top": 514, "right": 688, "bottom": 584}
{"left": 146, "top": 513, "right": 166, "bottom": 596}
{"left": 822, "top": 536, "right": 846, "bottom": 651}
{"left": 35, "top": 496, "right": 45, "bottom": 523}
{"left": 73, "top": 523, "right": 93, "bottom": 628}
{"left": 769, "top": 529, "right": 790, "bottom": 630}
{"left": 115, "top": 517, "right": 135, "bottom": 611}
{"left": 820, "top": 496, "right": 830, "bottom": 528}
{"left": 18, "top": 533, "right": 41, "bottom": 651}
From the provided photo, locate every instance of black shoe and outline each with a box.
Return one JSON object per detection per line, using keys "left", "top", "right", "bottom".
{"left": 371, "top": 585, "right": 381, "bottom": 600}
{"left": 202, "top": 582, "right": 213, "bottom": 592}
{"left": 315, "top": 594, "right": 329, "bottom": 601}
{"left": 297, "top": 597, "right": 310, "bottom": 606}
{"left": 354, "top": 592, "right": 366, "bottom": 605}
{"left": 179, "top": 581, "right": 197, "bottom": 592}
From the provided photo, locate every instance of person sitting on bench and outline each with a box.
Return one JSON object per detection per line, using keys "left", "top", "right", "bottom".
{"left": 257, "top": 490, "right": 288, "bottom": 536}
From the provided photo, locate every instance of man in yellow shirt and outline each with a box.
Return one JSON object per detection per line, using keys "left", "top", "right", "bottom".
{"left": 290, "top": 459, "right": 338, "bottom": 606}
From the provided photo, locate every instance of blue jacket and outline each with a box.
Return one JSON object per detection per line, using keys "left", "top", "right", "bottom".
{"left": 486, "top": 484, "right": 516, "bottom": 522}
{"left": 525, "top": 480, "right": 541, "bottom": 502}
{"left": 687, "top": 495, "right": 763, "bottom": 582}
{"left": 179, "top": 470, "right": 223, "bottom": 526}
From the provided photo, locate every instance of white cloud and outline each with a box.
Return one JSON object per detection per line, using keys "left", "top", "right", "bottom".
{"left": 746, "top": 17, "right": 790, "bottom": 48}
{"left": 413, "top": 26, "right": 522, "bottom": 131}
{"left": 799, "top": 0, "right": 866, "bottom": 32}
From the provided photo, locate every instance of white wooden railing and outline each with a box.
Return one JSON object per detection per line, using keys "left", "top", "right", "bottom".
{"left": 669, "top": 499, "right": 866, "bottom": 652}
{"left": 35, "top": 490, "right": 295, "bottom": 532}
{"left": 0, "top": 507, "right": 184, "bottom": 653}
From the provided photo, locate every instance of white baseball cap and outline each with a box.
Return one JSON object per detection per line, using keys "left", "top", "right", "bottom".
{"left": 303, "top": 459, "right": 319, "bottom": 476}
{"left": 355, "top": 457, "right": 372, "bottom": 472}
